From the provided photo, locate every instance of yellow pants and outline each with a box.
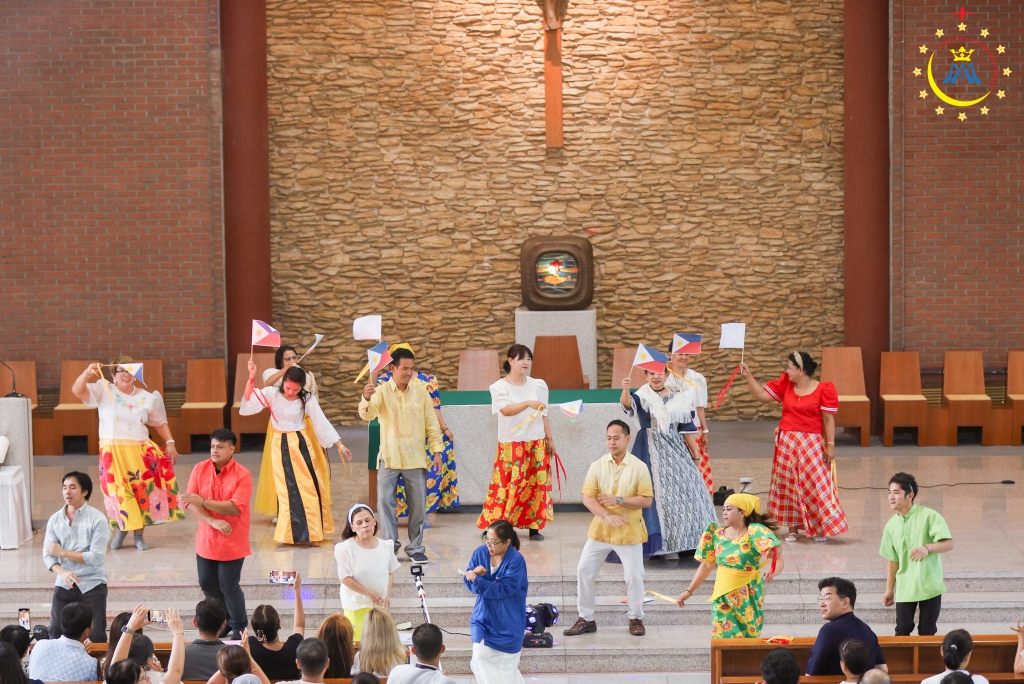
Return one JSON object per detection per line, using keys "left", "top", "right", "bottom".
{"left": 345, "top": 607, "right": 371, "bottom": 641}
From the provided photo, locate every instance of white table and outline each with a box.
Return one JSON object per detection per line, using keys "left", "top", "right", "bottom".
{"left": 0, "top": 466, "right": 33, "bottom": 549}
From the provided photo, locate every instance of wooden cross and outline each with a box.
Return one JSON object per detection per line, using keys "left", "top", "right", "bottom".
{"left": 543, "top": 0, "right": 565, "bottom": 148}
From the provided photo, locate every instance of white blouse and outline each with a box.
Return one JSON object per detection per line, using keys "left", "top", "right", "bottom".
{"left": 334, "top": 537, "right": 400, "bottom": 611}
{"left": 83, "top": 382, "right": 167, "bottom": 441}
{"left": 490, "top": 376, "right": 549, "bottom": 443}
{"left": 665, "top": 368, "right": 708, "bottom": 427}
{"left": 238, "top": 386, "right": 340, "bottom": 446}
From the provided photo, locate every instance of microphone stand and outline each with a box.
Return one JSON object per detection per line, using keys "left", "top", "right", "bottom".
{"left": 414, "top": 573, "right": 431, "bottom": 624}
{"left": 0, "top": 360, "right": 25, "bottom": 398}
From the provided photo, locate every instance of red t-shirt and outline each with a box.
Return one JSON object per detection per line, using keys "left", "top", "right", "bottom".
{"left": 185, "top": 458, "right": 252, "bottom": 561}
{"left": 763, "top": 373, "right": 838, "bottom": 434}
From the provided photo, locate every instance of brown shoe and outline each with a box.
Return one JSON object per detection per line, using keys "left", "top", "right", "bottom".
{"left": 629, "top": 618, "right": 646, "bottom": 636}
{"left": 563, "top": 617, "right": 597, "bottom": 636}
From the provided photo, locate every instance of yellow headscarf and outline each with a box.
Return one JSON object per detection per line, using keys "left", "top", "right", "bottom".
{"left": 724, "top": 493, "right": 761, "bottom": 516}
{"left": 354, "top": 342, "right": 415, "bottom": 383}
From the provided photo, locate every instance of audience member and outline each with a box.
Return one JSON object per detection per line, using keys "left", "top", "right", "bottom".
{"left": 350, "top": 609, "right": 406, "bottom": 677}
{"left": 28, "top": 602, "right": 99, "bottom": 682}
{"left": 248, "top": 575, "right": 305, "bottom": 681}
{"left": 0, "top": 624, "right": 33, "bottom": 676}
{"left": 1013, "top": 619, "right": 1024, "bottom": 674}
{"left": 105, "top": 605, "right": 184, "bottom": 684}
{"left": 335, "top": 504, "right": 399, "bottom": 641}
{"left": 941, "top": 673, "right": 975, "bottom": 684}
{"left": 208, "top": 642, "right": 270, "bottom": 684}
{"left": 921, "top": 629, "right": 990, "bottom": 684}
{"left": 314, "top": 614, "right": 355, "bottom": 679}
{"left": 839, "top": 639, "right": 870, "bottom": 682}
{"left": 43, "top": 471, "right": 111, "bottom": 642}
{"left": 103, "top": 613, "right": 135, "bottom": 679}
{"left": 351, "top": 674, "right": 382, "bottom": 684}
{"left": 387, "top": 624, "right": 456, "bottom": 684}
{"left": 861, "top": 669, "right": 891, "bottom": 684}
{"left": 1, "top": 641, "right": 41, "bottom": 684}
{"left": 806, "top": 577, "right": 887, "bottom": 676}
{"left": 127, "top": 633, "right": 165, "bottom": 684}
{"left": 760, "top": 648, "right": 801, "bottom": 684}
{"left": 273, "top": 637, "right": 330, "bottom": 684}
{"left": 182, "top": 599, "right": 229, "bottom": 681}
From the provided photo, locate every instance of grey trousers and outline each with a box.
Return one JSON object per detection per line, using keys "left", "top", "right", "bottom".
{"left": 377, "top": 466, "right": 427, "bottom": 556}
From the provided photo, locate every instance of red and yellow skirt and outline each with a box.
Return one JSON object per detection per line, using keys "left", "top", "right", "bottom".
{"left": 768, "top": 429, "right": 848, "bottom": 538}
{"left": 99, "top": 439, "right": 184, "bottom": 532}
{"left": 477, "top": 438, "right": 553, "bottom": 530}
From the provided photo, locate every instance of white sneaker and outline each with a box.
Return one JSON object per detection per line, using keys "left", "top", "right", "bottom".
{"left": 814, "top": 536, "right": 827, "bottom": 543}
{"left": 785, "top": 533, "right": 798, "bottom": 542}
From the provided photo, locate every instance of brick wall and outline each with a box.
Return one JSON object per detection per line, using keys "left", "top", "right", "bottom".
{"left": 891, "top": 1, "right": 1024, "bottom": 367}
{"left": 0, "top": 0, "right": 224, "bottom": 388}
{"left": 267, "top": 0, "right": 846, "bottom": 423}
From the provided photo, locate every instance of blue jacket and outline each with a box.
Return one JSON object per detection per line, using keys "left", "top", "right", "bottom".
{"left": 464, "top": 544, "right": 528, "bottom": 654}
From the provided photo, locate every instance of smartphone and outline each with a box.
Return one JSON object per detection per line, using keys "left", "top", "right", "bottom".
{"left": 269, "top": 570, "right": 296, "bottom": 585}
{"left": 18, "top": 609, "right": 30, "bottom": 630}
{"left": 148, "top": 610, "right": 167, "bottom": 624}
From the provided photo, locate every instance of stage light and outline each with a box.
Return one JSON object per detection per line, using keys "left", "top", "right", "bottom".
{"left": 523, "top": 602, "right": 558, "bottom": 648}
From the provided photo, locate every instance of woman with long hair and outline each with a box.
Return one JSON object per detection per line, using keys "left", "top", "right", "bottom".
{"left": 70, "top": 357, "right": 184, "bottom": 549}
{"left": 101, "top": 613, "right": 135, "bottom": 679}
{"left": 739, "top": 351, "right": 847, "bottom": 543}
{"left": 208, "top": 642, "right": 270, "bottom": 684}
{"left": 465, "top": 520, "right": 529, "bottom": 684}
{"left": 479, "top": 345, "right": 554, "bottom": 540}
{"left": 921, "top": 630, "right": 990, "bottom": 684}
{"left": 334, "top": 504, "right": 399, "bottom": 641}
{"left": 351, "top": 609, "right": 406, "bottom": 678}
{"left": 106, "top": 605, "right": 185, "bottom": 684}
{"left": 315, "top": 614, "right": 355, "bottom": 679}
{"left": 839, "top": 640, "right": 870, "bottom": 683}
{"left": 676, "top": 494, "right": 784, "bottom": 638}
{"left": 247, "top": 574, "right": 305, "bottom": 681}
{"left": 240, "top": 360, "right": 352, "bottom": 544}
{"left": 1, "top": 641, "right": 39, "bottom": 684}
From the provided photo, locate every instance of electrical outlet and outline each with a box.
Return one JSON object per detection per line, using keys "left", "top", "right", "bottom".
{"left": 739, "top": 477, "right": 752, "bottom": 484}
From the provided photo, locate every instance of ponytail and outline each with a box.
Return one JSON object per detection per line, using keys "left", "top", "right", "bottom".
{"left": 483, "top": 520, "right": 520, "bottom": 550}
{"left": 942, "top": 629, "right": 973, "bottom": 671}
{"left": 745, "top": 510, "right": 779, "bottom": 532}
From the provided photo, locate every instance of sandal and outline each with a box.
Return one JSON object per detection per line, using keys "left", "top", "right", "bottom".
{"left": 785, "top": 533, "right": 798, "bottom": 542}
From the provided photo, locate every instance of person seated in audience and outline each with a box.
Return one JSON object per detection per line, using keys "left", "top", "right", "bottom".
{"left": 806, "top": 577, "right": 887, "bottom": 676}
{"left": 28, "top": 602, "right": 99, "bottom": 682}
{"left": 387, "top": 624, "right": 456, "bottom": 684}
{"left": 862, "top": 669, "right": 892, "bottom": 684}
{"left": 272, "top": 637, "right": 331, "bottom": 684}
{"left": 1, "top": 641, "right": 43, "bottom": 684}
{"left": 941, "top": 673, "right": 975, "bottom": 684}
{"left": 1011, "top": 619, "right": 1024, "bottom": 674}
{"left": 314, "top": 614, "right": 355, "bottom": 679}
{"left": 208, "top": 642, "right": 270, "bottom": 684}
{"left": 0, "top": 624, "right": 34, "bottom": 677}
{"left": 183, "top": 598, "right": 229, "bottom": 681}
{"left": 921, "top": 629, "right": 990, "bottom": 684}
{"left": 760, "top": 647, "right": 801, "bottom": 684}
{"left": 351, "top": 674, "right": 382, "bottom": 684}
{"left": 127, "top": 633, "right": 168, "bottom": 684}
{"left": 350, "top": 609, "right": 406, "bottom": 677}
{"left": 102, "top": 613, "right": 135, "bottom": 679}
{"left": 840, "top": 640, "right": 871, "bottom": 683}
{"left": 106, "top": 605, "right": 185, "bottom": 684}
{"left": 247, "top": 575, "right": 305, "bottom": 681}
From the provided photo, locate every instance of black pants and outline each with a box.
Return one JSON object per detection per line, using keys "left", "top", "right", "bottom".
{"left": 196, "top": 555, "right": 247, "bottom": 636}
{"left": 50, "top": 583, "right": 108, "bottom": 643}
{"left": 895, "top": 595, "right": 942, "bottom": 635}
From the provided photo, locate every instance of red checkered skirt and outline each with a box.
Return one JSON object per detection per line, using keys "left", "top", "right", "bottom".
{"left": 768, "top": 429, "right": 848, "bottom": 538}
{"left": 696, "top": 439, "right": 714, "bottom": 497}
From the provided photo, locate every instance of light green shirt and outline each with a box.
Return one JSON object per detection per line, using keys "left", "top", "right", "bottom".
{"left": 879, "top": 504, "right": 952, "bottom": 603}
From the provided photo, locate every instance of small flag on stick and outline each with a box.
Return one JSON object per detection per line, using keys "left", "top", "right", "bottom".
{"left": 252, "top": 320, "right": 281, "bottom": 348}
{"left": 560, "top": 399, "right": 584, "bottom": 418}
{"left": 298, "top": 334, "right": 325, "bottom": 363}
{"left": 671, "top": 333, "right": 703, "bottom": 355}
{"left": 353, "top": 315, "right": 382, "bottom": 341}
{"left": 367, "top": 341, "right": 392, "bottom": 372}
{"left": 632, "top": 344, "right": 669, "bottom": 374}
{"left": 120, "top": 363, "right": 146, "bottom": 387}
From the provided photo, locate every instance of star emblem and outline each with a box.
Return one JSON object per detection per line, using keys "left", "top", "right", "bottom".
{"left": 935, "top": 29, "right": 945, "bottom": 38}
{"left": 997, "top": 45, "right": 1006, "bottom": 54}
{"left": 935, "top": 105, "right": 945, "bottom": 114}
{"left": 997, "top": 90, "right": 1006, "bottom": 98}
{"left": 913, "top": 67, "right": 922, "bottom": 76}
{"left": 1004, "top": 67, "right": 1013, "bottom": 76}
{"left": 981, "top": 29, "right": 990, "bottom": 37}
{"left": 958, "top": 112, "right": 967, "bottom": 121}
{"left": 919, "top": 44, "right": 929, "bottom": 54}
{"left": 958, "top": 22, "right": 967, "bottom": 31}
{"left": 919, "top": 90, "right": 928, "bottom": 99}
{"left": 980, "top": 106, "right": 989, "bottom": 115}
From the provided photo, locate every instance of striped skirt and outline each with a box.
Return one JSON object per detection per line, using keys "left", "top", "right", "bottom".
{"left": 270, "top": 427, "right": 334, "bottom": 544}
{"left": 768, "top": 429, "right": 848, "bottom": 538}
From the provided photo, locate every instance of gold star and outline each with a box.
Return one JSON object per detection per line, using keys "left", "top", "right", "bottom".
{"left": 935, "top": 105, "right": 945, "bottom": 114}
{"left": 1004, "top": 67, "right": 1013, "bottom": 76}
{"left": 980, "top": 106, "right": 989, "bottom": 115}
{"left": 997, "top": 90, "right": 1006, "bottom": 98}
{"left": 958, "top": 22, "right": 967, "bottom": 31}
{"left": 919, "top": 90, "right": 928, "bottom": 99}
{"left": 935, "top": 29, "right": 945, "bottom": 38}
{"left": 919, "top": 44, "right": 929, "bottom": 54}
{"left": 913, "top": 67, "right": 922, "bottom": 76}
{"left": 981, "top": 29, "right": 990, "bottom": 37}
{"left": 997, "top": 45, "right": 1006, "bottom": 54}
{"left": 958, "top": 112, "right": 967, "bottom": 121}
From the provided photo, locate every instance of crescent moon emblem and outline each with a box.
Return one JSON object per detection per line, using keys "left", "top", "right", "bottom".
{"left": 927, "top": 52, "right": 990, "bottom": 107}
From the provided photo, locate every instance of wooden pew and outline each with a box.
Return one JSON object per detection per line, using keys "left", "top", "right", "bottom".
{"left": 821, "top": 347, "right": 871, "bottom": 446}
{"left": 711, "top": 635, "right": 1021, "bottom": 684}
{"left": 457, "top": 349, "right": 500, "bottom": 391}
{"left": 720, "top": 675, "right": 1024, "bottom": 684}
{"left": 230, "top": 352, "right": 276, "bottom": 449}
{"left": 179, "top": 358, "right": 228, "bottom": 453}
{"left": 531, "top": 335, "right": 586, "bottom": 390}
{"left": 880, "top": 351, "right": 929, "bottom": 447}
{"left": 943, "top": 350, "right": 992, "bottom": 446}
{"left": 52, "top": 360, "right": 100, "bottom": 455}
{"left": 610, "top": 347, "right": 645, "bottom": 388}
{"left": 1008, "top": 351, "right": 1024, "bottom": 447}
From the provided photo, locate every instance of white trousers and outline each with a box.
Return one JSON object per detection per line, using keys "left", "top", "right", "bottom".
{"left": 576, "top": 538, "right": 646, "bottom": 621}
{"left": 470, "top": 642, "right": 525, "bottom": 684}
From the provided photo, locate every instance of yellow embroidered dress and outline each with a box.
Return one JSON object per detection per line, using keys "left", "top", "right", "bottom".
{"left": 697, "top": 522, "right": 780, "bottom": 638}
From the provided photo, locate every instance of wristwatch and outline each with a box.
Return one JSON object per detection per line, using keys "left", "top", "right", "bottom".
{"left": 121, "top": 626, "right": 135, "bottom": 635}
{"left": 616, "top": 497, "right": 624, "bottom": 505}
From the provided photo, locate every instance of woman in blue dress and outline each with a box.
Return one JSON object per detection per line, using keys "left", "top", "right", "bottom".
{"left": 619, "top": 370, "right": 717, "bottom": 559}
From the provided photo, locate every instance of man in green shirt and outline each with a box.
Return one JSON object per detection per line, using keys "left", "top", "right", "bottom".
{"left": 879, "top": 472, "right": 954, "bottom": 635}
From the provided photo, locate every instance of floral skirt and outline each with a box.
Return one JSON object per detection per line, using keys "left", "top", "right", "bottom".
{"left": 396, "top": 434, "right": 459, "bottom": 517}
{"left": 769, "top": 429, "right": 848, "bottom": 538}
{"left": 99, "top": 439, "right": 184, "bottom": 532}
{"left": 477, "top": 439, "right": 553, "bottom": 530}
{"left": 711, "top": 579, "right": 767, "bottom": 638}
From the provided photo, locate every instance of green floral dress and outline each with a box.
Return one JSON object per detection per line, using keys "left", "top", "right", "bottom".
{"left": 697, "top": 522, "right": 780, "bottom": 638}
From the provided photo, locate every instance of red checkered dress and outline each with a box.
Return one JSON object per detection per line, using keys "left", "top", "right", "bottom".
{"left": 769, "top": 429, "right": 848, "bottom": 537}
{"left": 696, "top": 439, "right": 714, "bottom": 497}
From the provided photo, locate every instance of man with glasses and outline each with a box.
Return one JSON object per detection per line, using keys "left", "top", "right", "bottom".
{"left": 806, "top": 577, "right": 886, "bottom": 676}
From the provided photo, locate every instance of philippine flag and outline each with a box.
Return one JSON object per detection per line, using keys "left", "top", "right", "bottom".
{"left": 367, "top": 341, "right": 392, "bottom": 372}
{"left": 120, "top": 363, "right": 145, "bottom": 386}
{"left": 632, "top": 344, "right": 669, "bottom": 374}
{"left": 560, "top": 399, "right": 584, "bottom": 418}
{"left": 252, "top": 320, "right": 282, "bottom": 348}
{"left": 671, "top": 333, "right": 703, "bottom": 355}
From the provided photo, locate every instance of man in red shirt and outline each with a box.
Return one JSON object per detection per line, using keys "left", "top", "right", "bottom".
{"left": 182, "top": 428, "right": 252, "bottom": 638}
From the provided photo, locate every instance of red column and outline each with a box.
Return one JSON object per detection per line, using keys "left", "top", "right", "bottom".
{"left": 544, "top": 28, "right": 563, "bottom": 148}
{"left": 220, "top": 0, "right": 272, "bottom": 384}
{"left": 844, "top": 0, "right": 890, "bottom": 434}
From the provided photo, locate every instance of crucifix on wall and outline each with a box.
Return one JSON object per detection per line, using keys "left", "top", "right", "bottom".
{"left": 541, "top": 0, "right": 568, "bottom": 148}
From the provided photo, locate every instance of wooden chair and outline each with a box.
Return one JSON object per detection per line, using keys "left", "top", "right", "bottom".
{"left": 1008, "top": 351, "right": 1024, "bottom": 446}
{"left": 230, "top": 353, "right": 275, "bottom": 448}
{"left": 820, "top": 347, "right": 871, "bottom": 446}
{"left": 943, "top": 350, "right": 992, "bottom": 445}
{"left": 52, "top": 360, "right": 100, "bottom": 455}
{"left": 531, "top": 335, "right": 585, "bottom": 390}
{"left": 880, "top": 351, "right": 929, "bottom": 446}
{"left": 610, "top": 347, "right": 646, "bottom": 388}
{"left": 179, "top": 359, "right": 228, "bottom": 453}
{"left": 0, "top": 360, "right": 38, "bottom": 408}
{"left": 457, "top": 349, "right": 500, "bottom": 391}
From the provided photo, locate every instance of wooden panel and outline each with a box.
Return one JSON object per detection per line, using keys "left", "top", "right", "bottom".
{"left": 58, "top": 360, "right": 98, "bottom": 405}
{"left": 821, "top": 346, "right": 867, "bottom": 395}
{"left": 880, "top": 351, "right": 923, "bottom": 396}
{"left": 53, "top": 360, "right": 100, "bottom": 455}
{"left": 544, "top": 28, "right": 563, "bottom": 148}
{"left": 531, "top": 335, "right": 585, "bottom": 390}
{"left": 32, "top": 414, "right": 62, "bottom": 455}
{"left": 231, "top": 353, "right": 275, "bottom": 403}
{"left": 611, "top": 347, "right": 646, "bottom": 388}
{"left": 924, "top": 405, "right": 949, "bottom": 446}
{"left": 1008, "top": 351, "right": 1024, "bottom": 395}
{"left": 0, "top": 360, "right": 38, "bottom": 408}
{"left": 943, "top": 350, "right": 987, "bottom": 396}
{"left": 457, "top": 350, "right": 500, "bottom": 391}
{"left": 185, "top": 359, "right": 227, "bottom": 403}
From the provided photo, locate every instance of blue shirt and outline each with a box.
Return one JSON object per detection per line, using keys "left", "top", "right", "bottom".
{"left": 28, "top": 636, "right": 99, "bottom": 682}
{"left": 43, "top": 503, "right": 110, "bottom": 593}
{"left": 805, "top": 611, "right": 886, "bottom": 676}
{"left": 464, "top": 544, "right": 528, "bottom": 654}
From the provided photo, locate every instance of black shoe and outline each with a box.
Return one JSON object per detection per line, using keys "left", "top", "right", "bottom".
{"left": 529, "top": 529, "right": 544, "bottom": 541}
{"left": 409, "top": 552, "right": 429, "bottom": 565}
{"left": 394, "top": 539, "right": 402, "bottom": 554}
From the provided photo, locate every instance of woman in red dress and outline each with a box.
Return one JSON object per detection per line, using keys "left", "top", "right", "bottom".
{"left": 739, "top": 351, "right": 848, "bottom": 543}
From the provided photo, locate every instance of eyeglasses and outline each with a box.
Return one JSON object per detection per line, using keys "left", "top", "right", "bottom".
{"left": 114, "top": 368, "right": 132, "bottom": 376}
{"left": 283, "top": 355, "right": 300, "bottom": 362}
{"left": 484, "top": 539, "right": 509, "bottom": 548}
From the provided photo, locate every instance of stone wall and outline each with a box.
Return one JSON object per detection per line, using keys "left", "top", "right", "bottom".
{"left": 266, "top": 0, "right": 845, "bottom": 423}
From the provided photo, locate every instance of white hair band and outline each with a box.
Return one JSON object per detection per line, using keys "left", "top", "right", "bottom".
{"left": 347, "top": 503, "right": 374, "bottom": 526}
